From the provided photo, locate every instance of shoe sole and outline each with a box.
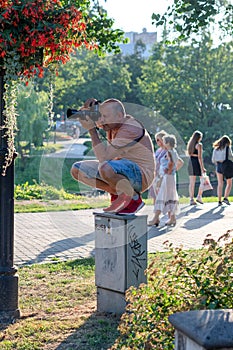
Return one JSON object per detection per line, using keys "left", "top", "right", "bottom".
{"left": 196, "top": 200, "right": 203, "bottom": 204}
{"left": 103, "top": 200, "right": 129, "bottom": 213}
{"left": 117, "top": 201, "right": 145, "bottom": 215}
{"left": 148, "top": 221, "right": 159, "bottom": 227}
{"left": 165, "top": 221, "right": 176, "bottom": 226}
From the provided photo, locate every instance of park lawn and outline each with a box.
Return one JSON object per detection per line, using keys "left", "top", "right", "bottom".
{"left": 0, "top": 258, "right": 121, "bottom": 350}
{"left": 14, "top": 196, "right": 231, "bottom": 213}
{"left": 0, "top": 253, "right": 172, "bottom": 350}
{"left": 14, "top": 197, "right": 110, "bottom": 213}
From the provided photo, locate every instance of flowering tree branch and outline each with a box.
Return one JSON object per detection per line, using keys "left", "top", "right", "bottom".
{"left": 0, "top": 0, "right": 125, "bottom": 174}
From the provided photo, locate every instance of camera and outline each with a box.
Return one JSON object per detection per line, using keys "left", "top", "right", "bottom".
{"left": 67, "top": 101, "right": 101, "bottom": 122}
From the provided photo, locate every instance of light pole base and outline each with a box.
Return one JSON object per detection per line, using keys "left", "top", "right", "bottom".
{"left": 0, "top": 309, "right": 20, "bottom": 325}
{"left": 0, "top": 274, "right": 20, "bottom": 323}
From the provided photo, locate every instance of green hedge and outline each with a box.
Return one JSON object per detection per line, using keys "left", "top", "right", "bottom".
{"left": 14, "top": 182, "right": 77, "bottom": 200}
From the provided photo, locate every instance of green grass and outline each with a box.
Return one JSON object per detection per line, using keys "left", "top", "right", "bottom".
{"left": 14, "top": 197, "right": 110, "bottom": 213}
{"left": 3, "top": 247, "right": 228, "bottom": 349}
{"left": 15, "top": 196, "right": 233, "bottom": 213}
{"left": 0, "top": 253, "right": 177, "bottom": 350}
{"left": 0, "top": 258, "right": 120, "bottom": 350}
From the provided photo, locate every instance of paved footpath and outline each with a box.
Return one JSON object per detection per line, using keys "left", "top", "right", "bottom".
{"left": 14, "top": 203, "right": 233, "bottom": 267}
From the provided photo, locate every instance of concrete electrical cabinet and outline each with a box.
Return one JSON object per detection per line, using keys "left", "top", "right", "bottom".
{"left": 94, "top": 212, "right": 148, "bottom": 314}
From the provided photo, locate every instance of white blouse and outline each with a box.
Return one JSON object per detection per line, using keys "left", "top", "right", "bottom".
{"left": 212, "top": 146, "right": 233, "bottom": 164}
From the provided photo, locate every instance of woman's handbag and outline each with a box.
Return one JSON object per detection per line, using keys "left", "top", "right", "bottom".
{"left": 222, "top": 146, "right": 233, "bottom": 179}
{"left": 200, "top": 173, "right": 213, "bottom": 192}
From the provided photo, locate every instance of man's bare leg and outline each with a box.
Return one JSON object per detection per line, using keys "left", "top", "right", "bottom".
{"left": 71, "top": 161, "right": 139, "bottom": 212}
{"left": 71, "top": 161, "right": 135, "bottom": 197}
{"left": 99, "top": 162, "right": 135, "bottom": 197}
{"left": 71, "top": 165, "right": 115, "bottom": 193}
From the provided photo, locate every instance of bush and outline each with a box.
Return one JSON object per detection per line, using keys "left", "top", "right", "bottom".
{"left": 14, "top": 181, "right": 77, "bottom": 200}
{"left": 113, "top": 231, "right": 233, "bottom": 349}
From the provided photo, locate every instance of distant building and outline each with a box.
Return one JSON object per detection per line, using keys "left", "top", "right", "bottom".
{"left": 119, "top": 28, "right": 157, "bottom": 57}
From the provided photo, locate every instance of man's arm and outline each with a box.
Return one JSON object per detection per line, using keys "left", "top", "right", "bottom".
{"left": 89, "top": 127, "right": 109, "bottom": 161}
{"left": 77, "top": 98, "right": 116, "bottom": 162}
{"left": 77, "top": 117, "right": 108, "bottom": 161}
{"left": 176, "top": 157, "right": 184, "bottom": 171}
{"left": 79, "top": 117, "right": 120, "bottom": 162}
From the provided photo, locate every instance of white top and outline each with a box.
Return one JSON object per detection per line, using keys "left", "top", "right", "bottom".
{"left": 212, "top": 146, "right": 233, "bottom": 164}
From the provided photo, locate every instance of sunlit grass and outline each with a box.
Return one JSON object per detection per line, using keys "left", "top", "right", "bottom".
{"left": 15, "top": 196, "right": 233, "bottom": 213}
{"left": 0, "top": 258, "right": 120, "bottom": 350}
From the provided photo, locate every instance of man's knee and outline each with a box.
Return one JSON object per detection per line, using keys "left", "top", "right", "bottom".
{"left": 99, "top": 162, "right": 114, "bottom": 180}
{"left": 71, "top": 165, "right": 79, "bottom": 180}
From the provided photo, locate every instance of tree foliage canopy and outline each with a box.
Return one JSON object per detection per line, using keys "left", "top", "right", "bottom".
{"left": 137, "top": 35, "right": 233, "bottom": 159}
{"left": 152, "top": 0, "right": 233, "bottom": 40}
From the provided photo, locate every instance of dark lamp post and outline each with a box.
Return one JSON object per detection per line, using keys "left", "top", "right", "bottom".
{"left": 0, "top": 70, "right": 20, "bottom": 324}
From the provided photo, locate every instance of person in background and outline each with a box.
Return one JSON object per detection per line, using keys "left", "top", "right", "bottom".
{"left": 212, "top": 135, "right": 233, "bottom": 206}
{"left": 71, "top": 98, "right": 155, "bottom": 215}
{"left": 187, "top": 130, "right": 206, "bottom": 205}
{"left": 72, "top": 124, "right": 77, "bottom": 138}
{"left": 148, "top": 130, "right": 167, "bottom": 204}
{"left": 148, "top": 134, "right": 179, "bottom": 226}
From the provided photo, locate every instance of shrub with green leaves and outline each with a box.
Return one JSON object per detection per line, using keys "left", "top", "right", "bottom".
{"left": 14, "top": 181, "right": 77, "bottom": 200}
{"left": 113, "top": 231, "right": 233, "bottom": 349}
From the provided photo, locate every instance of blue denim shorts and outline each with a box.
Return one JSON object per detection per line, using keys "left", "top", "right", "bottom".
{"left": 216, "top": 162, "right": 223, "bottom": 174}
{"left": 73, "top": 158, "right": 142, "bottom": 193}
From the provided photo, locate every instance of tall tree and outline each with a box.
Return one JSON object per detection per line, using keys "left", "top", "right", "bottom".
{"left": 121, "top": 47, "right": 146, "bottom": 104}
{"left": 152, "top": 0, "right": 233, "bottom": 41}
{"left": 16, "top": 84, "right": 49, "bottom": 149}
{"left": 49, "top": 49, "right": 132, "bottom": 113}
{"left": 138, "top": 35, "right": 233, "bottom": 164}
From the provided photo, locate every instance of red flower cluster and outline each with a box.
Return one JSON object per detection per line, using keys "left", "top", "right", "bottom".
{"left": 0, "top": 0, "right": 97, "bottom": 77}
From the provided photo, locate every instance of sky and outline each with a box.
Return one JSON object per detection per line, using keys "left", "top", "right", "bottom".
{"left": 99, "top": 0, "right": 172, "bottom": 38}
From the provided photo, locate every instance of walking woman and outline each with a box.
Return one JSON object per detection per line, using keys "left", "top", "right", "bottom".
{"left": 212, "top": 135, "right": 233, "bottom": 206}
{"left": 187, "top": 130, "right": 206, "bottom": 205}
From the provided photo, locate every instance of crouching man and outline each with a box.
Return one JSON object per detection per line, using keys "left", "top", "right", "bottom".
{"left": 71, "top": 98, "right": 155, "bottom": 215}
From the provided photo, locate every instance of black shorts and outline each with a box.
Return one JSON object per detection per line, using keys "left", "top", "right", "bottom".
{"left": 188, "top": 156, "right": 201, "bottom": 176}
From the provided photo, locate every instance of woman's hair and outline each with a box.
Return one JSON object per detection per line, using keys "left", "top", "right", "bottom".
{"left": 213, "top": 135, "right": 232, "bottom": 150}
{"left": 163, "top": 134, "right": 177, "bottom": 148}
{"left": 155, "top": 130, "right": 167, "bottom": 141}
{"left": 187, "top": 130, "right": 203, "bottom": 155}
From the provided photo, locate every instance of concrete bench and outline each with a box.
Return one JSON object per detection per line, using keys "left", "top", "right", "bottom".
{"left": 169, "top": 309, "right": 233, "bottom": 349}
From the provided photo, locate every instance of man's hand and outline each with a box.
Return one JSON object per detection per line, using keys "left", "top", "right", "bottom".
{"left": 78, "top": 98, "right": 98, "bottom": 130}
{"left": 78, "top": 116, "right": 96, "bottom": 130}
{"left": 83, "top": 98, "right": 98, "bottom": 109}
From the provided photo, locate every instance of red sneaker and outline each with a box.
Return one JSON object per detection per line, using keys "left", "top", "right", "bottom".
{"left": 103, "top": 193, "right": 131, "bottom": 213}
{"left": 117, "top": 196, "right": 145, "bottom": 215}
{"left": 103, "top": 193, "right": 118, "bottom": 212}
{"left": 110, "top": 193, "right": 118, "bottom": 202}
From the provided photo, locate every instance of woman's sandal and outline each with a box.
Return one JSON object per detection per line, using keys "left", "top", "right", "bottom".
{"left": 148, "top": 219, "right": 160, "bottom": 227}
{"left": 165, "top": 220, "right": 176, "bottom": 227}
